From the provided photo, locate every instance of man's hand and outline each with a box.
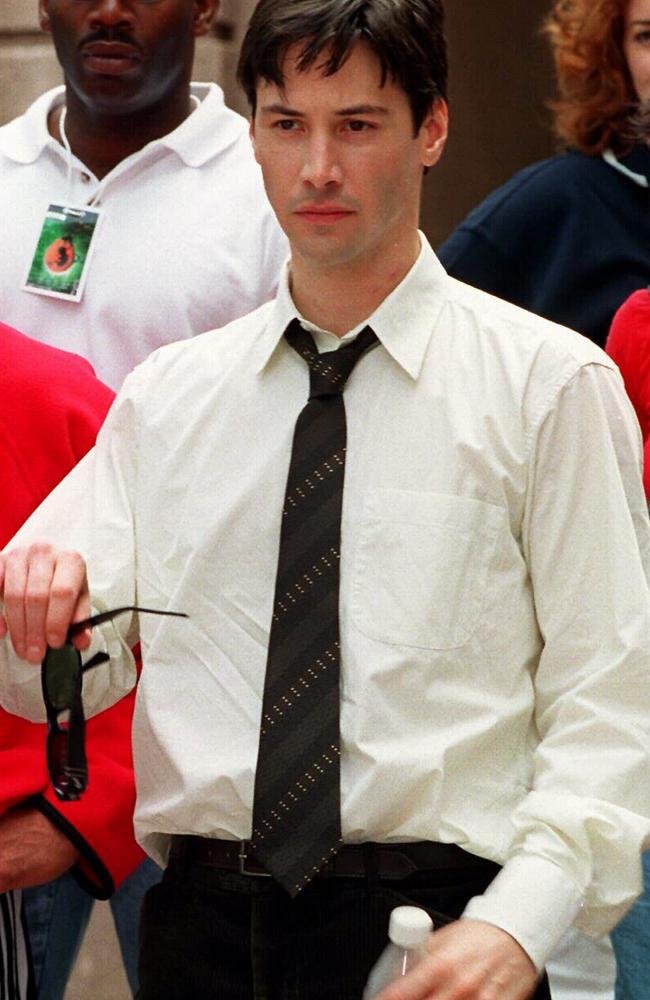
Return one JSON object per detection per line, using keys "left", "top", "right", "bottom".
{"left": 0, "top": 542, "right": 91, "bottom": 663}
{"left": 0, "top": 806, "right": 80, "bottom": 892}
{"left": 376, "top": 920, "right": 539, "bottom": 1000}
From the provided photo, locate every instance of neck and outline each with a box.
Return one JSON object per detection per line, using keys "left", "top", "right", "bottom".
{"left": 50, "top": 85, "right": 196, "bottom": 180}
{"left": 289, "top": 233, "right": 421, "bottom": 335}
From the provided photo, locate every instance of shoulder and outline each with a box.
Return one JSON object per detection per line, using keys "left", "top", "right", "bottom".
{"left": 611, "top": 287, "right": 650, "bottom": 329}
{"left": 608, "top": 288, "right": 650, "bottom": 357}
{"left": 0, "top": 321, "right": 97, "bottom": 388}
{"left": 455, "top": 152, "right": 605, "bottom": 232}
{"left": 0, "top": 322, "right": 113, "bottom": 421}
{"left": 0, "top": 87, "right": 63, "bottom": 163}
{"left": 442, "top": 276, "right": 616, "bottom": 394}
{"left": 124, "top": 301, "right": 276, "bottom": 396}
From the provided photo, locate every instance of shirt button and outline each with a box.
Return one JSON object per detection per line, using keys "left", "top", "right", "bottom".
{"left": 81, "top": 173, "right": 91, "bottom": 183}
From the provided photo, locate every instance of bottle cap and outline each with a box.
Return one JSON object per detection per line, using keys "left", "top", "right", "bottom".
{"left": 388, "top": 906, "right": 434, "bottom": 949}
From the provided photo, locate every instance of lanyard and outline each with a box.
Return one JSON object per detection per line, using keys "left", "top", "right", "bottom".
{"left": 58, "top": 94, "right": 201, "bottom": 206}
{"left": 58, "top": 106, "right": 105, "bottom": 208}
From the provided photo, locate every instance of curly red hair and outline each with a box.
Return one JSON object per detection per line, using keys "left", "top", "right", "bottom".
{"left": 543, "top": 0, "right": 636, "bottom": 154}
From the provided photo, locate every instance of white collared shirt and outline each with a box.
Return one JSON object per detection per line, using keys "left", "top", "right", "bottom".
{"left": 0, "top": 83, "right": 288, "bottom": 389}
{"left": 2, "top": 238, "right": 650, "bottom": 971}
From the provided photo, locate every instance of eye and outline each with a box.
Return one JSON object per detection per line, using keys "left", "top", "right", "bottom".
{"left": 634, "top": 28, "right": 650, "bottom": 42}
{"left": 345, "top": 120, "right": 374, "bottom": 133}
{"left": 273, "top": 119, "right": 301, "bottom": 132}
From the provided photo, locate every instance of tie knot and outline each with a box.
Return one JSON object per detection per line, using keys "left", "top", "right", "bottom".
{"left": 285, "top": 320, "right": 378, "bottom": 398}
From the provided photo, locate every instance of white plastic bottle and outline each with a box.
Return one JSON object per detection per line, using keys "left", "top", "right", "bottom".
{"left": 363, "top": 906, "right": 434, "bottom": 999}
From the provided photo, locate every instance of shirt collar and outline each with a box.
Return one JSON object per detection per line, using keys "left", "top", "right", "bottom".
{"left": 0, "top": 86, "right": 64, "bottom": 163}
{"left": 252, "top": 234, "right": 449, "bottom": 380}
{"left": 603, "top": 145, "right": 650, "bottom": 188}
{"left": 159, "top": 83, "right": 247, "bottom": 167}
{"left": 0, "top": 82, "right": 244, "bottom": 169}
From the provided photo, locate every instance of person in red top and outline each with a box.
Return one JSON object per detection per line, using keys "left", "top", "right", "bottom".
{"left": 0, "top": 321, "right": 143, "bottom": 999}
{"left": 605, "top": 289, "right": 650, "bottom": 1000}
{"left": 607, "top": 288, "right": 650, "bottom": 498}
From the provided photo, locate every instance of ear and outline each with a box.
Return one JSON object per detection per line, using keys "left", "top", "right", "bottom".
{"left": 249, "top": 118, "right": 261, "bottom": 165}
{"left": 419, "top": 99, "right": 449, "bottom": 170}
{"left": 192, "top": 0, "right": 219, "bottom": 38}
{"left": 38, "top": 0, "right": 51, "bottom": 33}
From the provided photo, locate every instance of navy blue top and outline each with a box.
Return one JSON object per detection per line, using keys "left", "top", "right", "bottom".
{"left": 437, "top": 146, "right": 650, "bottom": 347}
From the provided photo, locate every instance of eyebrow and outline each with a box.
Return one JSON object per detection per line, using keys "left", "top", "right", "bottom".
{"left": 259, "top": 103, "right": 390, "bottom": 117}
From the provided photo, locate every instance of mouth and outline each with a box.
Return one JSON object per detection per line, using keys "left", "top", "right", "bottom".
{"left": 295, "top": 205, "right": 355, "bottom": 225}
{"left": 80, "top": 41, "right": 142, "bottom": 77}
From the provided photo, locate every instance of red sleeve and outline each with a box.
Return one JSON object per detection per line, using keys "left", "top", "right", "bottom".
{"left": 606, "top": 289, "right": 650, "bottom": 440}
{"left": 0, "top": 322, "right": 115, "bottom": 544}
{"left": 606, "top": 289, "right": 650, "bottom": 498}
{"left": 0, "top": 694, "right": 145, "bottom": 898}
{"left": 0, "top": 323, "right": 144, "bottom": 894}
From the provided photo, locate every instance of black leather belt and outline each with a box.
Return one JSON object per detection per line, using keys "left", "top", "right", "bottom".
{"left": 169, "top": 836, "right": 496, "bottom": 880}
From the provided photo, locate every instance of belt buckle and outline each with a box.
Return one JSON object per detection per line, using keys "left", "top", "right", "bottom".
{"left": 238, "top": 840, "right": 272, "bottom": 877}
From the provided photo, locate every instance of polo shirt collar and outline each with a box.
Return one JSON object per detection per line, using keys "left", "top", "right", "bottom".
{"left": 159, "top": 83, "right": 246, "bottom": 167}
{"left": 253, "top": 233, "right": 449, "bottom": 380}
{"left": 0, "top": 82, "right": 243, "bottom": 168}
{"left": 0, "top": 86, "right": 64, "bottom": 164}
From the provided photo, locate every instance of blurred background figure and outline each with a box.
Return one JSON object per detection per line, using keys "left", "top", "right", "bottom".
{"left": 0, "top": 1, "right": 286, "bottom": 997}
{"left": 439, "top": 0, "right": 650, "bottom": 348}
{"left": 608, "top": 289, "right": 650, "bottom": 497}
{"left": 440, "top": 2, "right": 650, "bottom": 997}
{"left": 0, "top": 320, "right": 144, "bottom": 1000}
{"left": 606, "top": 287, "right": 650, "bottom": 1000}
{"left": 0, "top": 0, "right": 287, "bottom": 390}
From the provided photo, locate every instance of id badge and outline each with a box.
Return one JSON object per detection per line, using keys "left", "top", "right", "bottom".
{"left": 22, "top": 204, "right": 103, "bottom": 303}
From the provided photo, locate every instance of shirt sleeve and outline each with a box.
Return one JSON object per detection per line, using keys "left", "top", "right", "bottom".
{"left": 0, "top": 364, "right": 149, "bottom": 721}
{"left": 606, "top": 289, "right": 650, "bottom": 497}
{"left": 463, "top": 362, "right": 650, "bottom": 969}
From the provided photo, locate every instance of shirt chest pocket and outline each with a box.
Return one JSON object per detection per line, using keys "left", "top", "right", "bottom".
{"left": 351, "top": 490, "right": 504, "bottom": 650}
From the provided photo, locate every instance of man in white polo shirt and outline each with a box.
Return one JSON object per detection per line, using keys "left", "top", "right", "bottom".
{"left": 0, "top": 0, "right": 287, "bottom": 389}
{"left": 0, "top": 1, "right": 286, "bottom": 996}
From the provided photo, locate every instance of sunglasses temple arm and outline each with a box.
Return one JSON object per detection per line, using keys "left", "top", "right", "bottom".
{"left": 68, "top": 606, "right": 188, "bottom": 639}
{"left": 81, "top": 651, "right": 110, "bottom": 674}
{"left": 65, "top": 686, "right": 88, "bottom": 782}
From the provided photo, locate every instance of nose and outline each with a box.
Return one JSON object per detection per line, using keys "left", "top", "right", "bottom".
{"left": 88, "top": 0, "right": 136, "bottom": 30}
{"left": 300, "top": 135, "right": 343, "bottom": 189}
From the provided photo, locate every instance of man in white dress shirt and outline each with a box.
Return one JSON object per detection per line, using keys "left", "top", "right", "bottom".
{"left": 1, "top": 1, "right": 650, "bottom": 998}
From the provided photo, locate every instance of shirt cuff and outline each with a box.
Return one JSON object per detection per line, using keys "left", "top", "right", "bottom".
{"left": 461, "top": 853, "right": 584, "bottom": 971}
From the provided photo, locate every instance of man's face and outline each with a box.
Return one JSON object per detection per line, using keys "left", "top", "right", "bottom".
{"left": 250, "top": 43, "right": 447, "bottom": 274}
{"left": 39, "top": 0, "right": 216, "bottom": 114}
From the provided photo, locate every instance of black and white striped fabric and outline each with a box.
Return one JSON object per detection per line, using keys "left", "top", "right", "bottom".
{"left": 0, "top": 891, "right": 31, "bottom": 1000}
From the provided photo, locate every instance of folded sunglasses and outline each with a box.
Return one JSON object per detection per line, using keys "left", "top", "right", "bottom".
{"left": 41, "top": 605, "right": 187, "bottom": 801}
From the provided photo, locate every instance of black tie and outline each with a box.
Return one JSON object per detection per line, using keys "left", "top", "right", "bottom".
{"left": 251, "top": 318, "right": 378, "bottom": 896}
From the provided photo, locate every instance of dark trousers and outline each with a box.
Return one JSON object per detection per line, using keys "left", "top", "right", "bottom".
{"left": 137, "top": 854, "right": 552, "bottom": 1000}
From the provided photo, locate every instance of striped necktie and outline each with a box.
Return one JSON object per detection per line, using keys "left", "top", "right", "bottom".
{"left": 251, "top": 319, "right": 378, "bottom": 896}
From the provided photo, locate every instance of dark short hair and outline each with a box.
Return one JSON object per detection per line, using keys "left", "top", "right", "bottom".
{"left": 237, "top": 0, "right": 447, "bottom": 133}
